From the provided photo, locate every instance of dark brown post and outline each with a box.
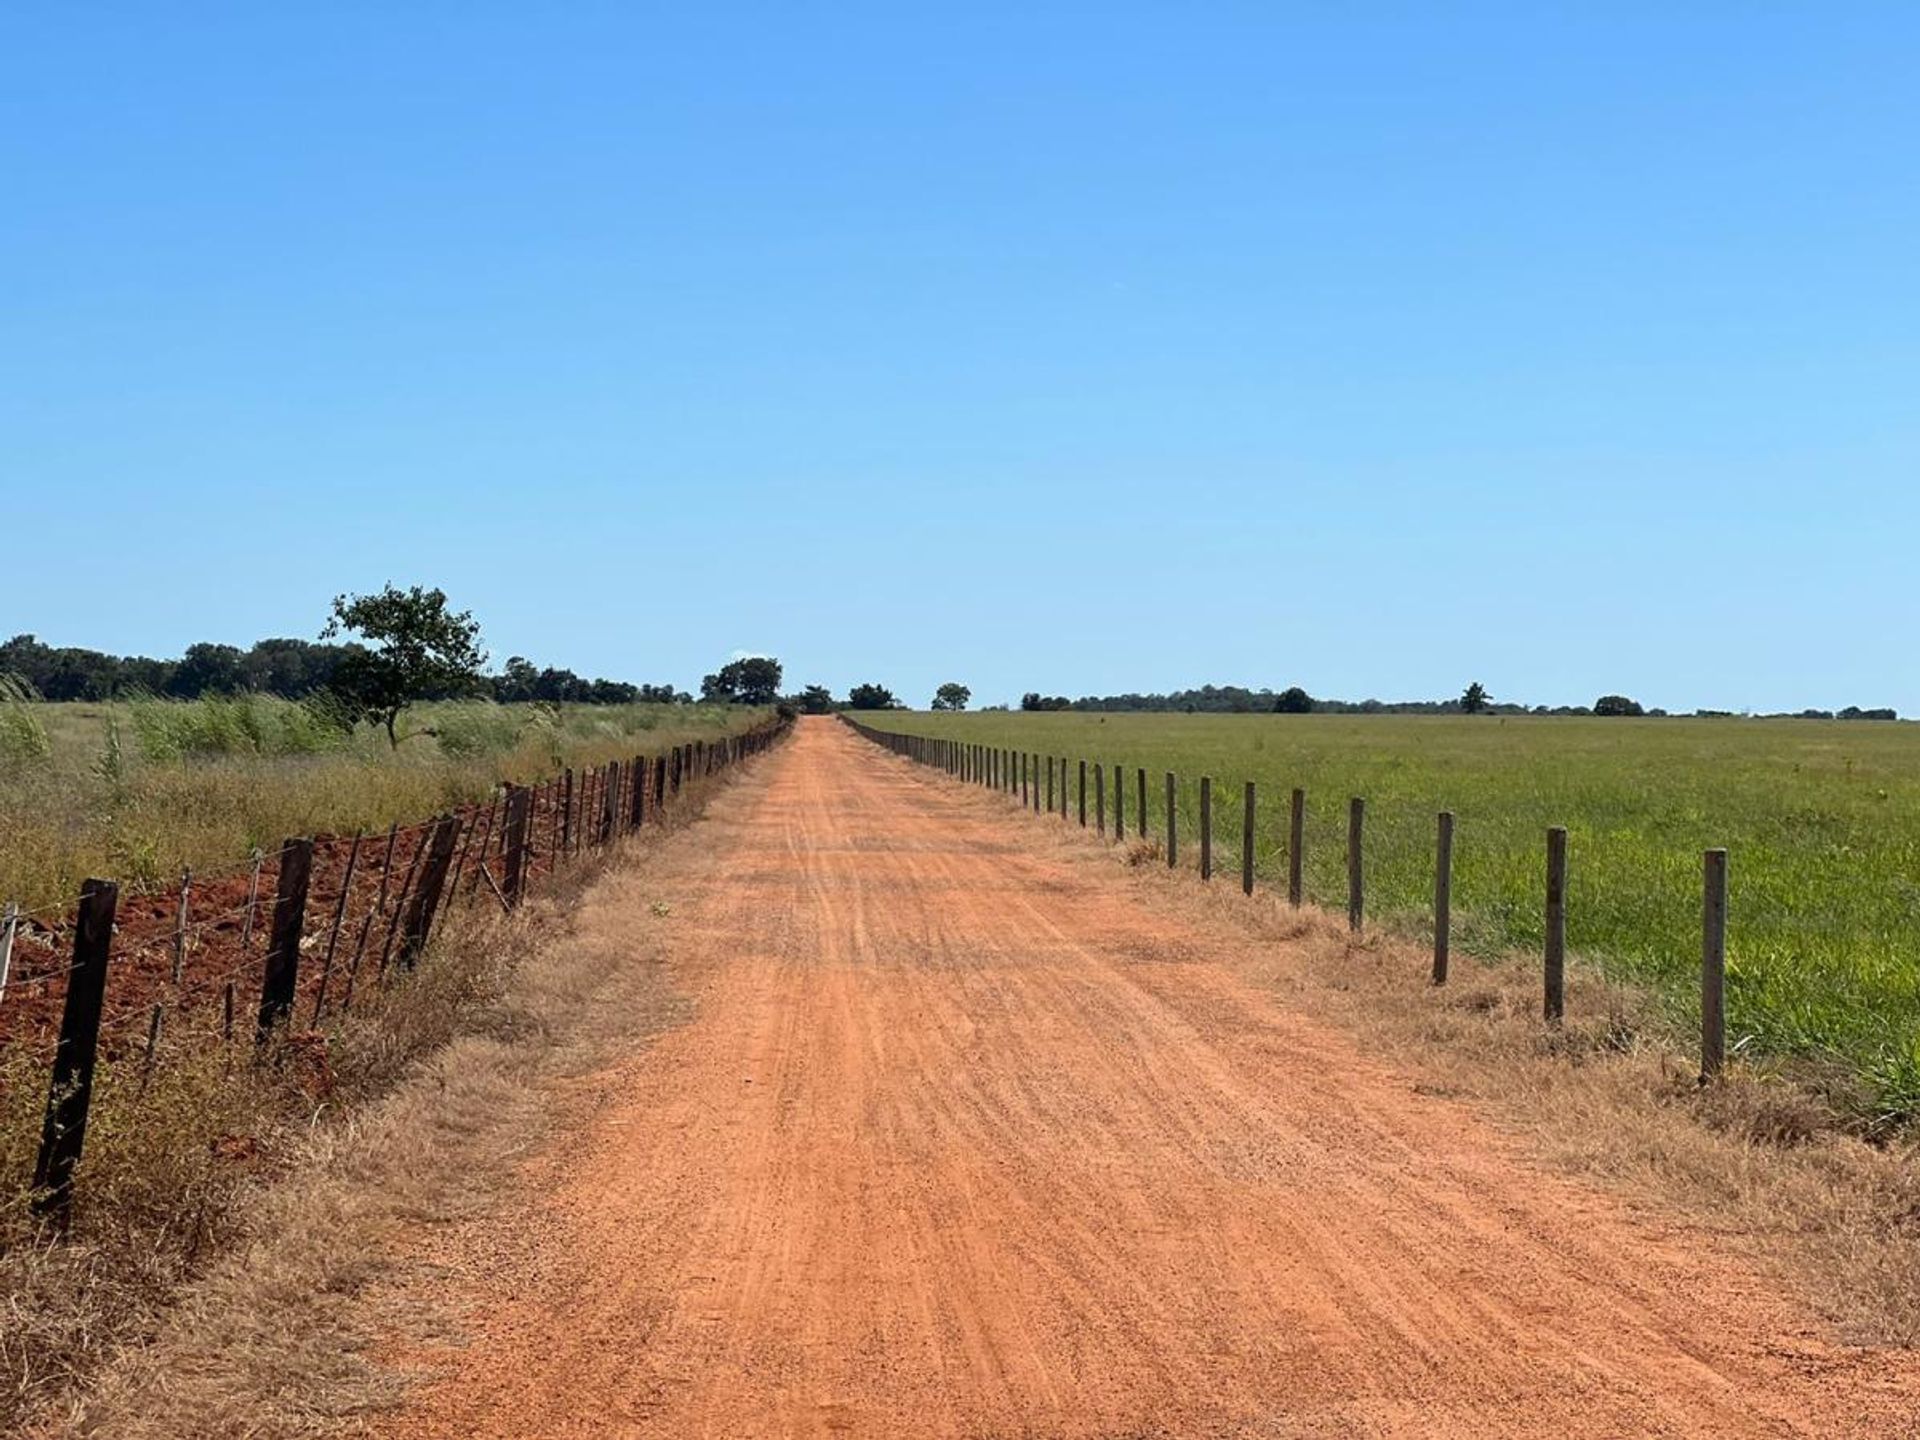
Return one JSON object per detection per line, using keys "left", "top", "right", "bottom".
{"left": 1165, "top": 772, "right": 1177, "bottom": 866}
{"left": 32, "top": 878, "right": 118, "bottom": 1227}
{"left": 1113, "top": 764, "right": 1124, "bottom": 839}
{"left": 1242, "top": 781, "right": 1256, "bottom": 895}
{"left": 311, "top": 831, "right": 363, "bottom": 1022}
{"left": 502, "top": 785, "right": 534, "bottom": 907}
{"left": 1433, "top": 812, "right": 1454, "bottom": 984}
{"left": 1020, "top": 752, "right": 1028, "bottom": 806}
{"left": 1078, "top": 760, "right": 1087, "bottom": 826}
{"left": 398, "top": 815, "right": 462, "bottom": 968}
{"left": 256, "top": 839, "right": 313, "bottom": 1042}
{"left": 600, "top": 760, "right": 619, "bottom": 844}
{"left": 1137, "top": 769, "right": 1147, "bottom": 846}
{"left": 1095, "top": 762, "right": 1106, "bottom": 836}
{"left": 1702, "top": 848, "right": 1728, "bottom": 1079}
{"left": 1046, "top": 756, "right": 1054, "bottom": 812}
{"left": 1289, "top": 788, "right": 1306, "bottom": 907}
{"left": 630, "top": 754, "right": 646, "bottom": 829}
{"left": 1200, "top": 777, "right": 1213, "bottom": 880}
{"left": 560, "top": 768, "right": 575, "bottom": 855}
{"left": 1545, "top": 826, "right": 1568, "bottom": 1023}
{"left": 1347, "top": 798, "right": 1365, "bottom": 932}
{"left": 654, "top": 751, "right": 667, "bottom": 813}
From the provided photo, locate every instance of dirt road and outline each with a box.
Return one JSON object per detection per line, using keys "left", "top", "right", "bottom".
{"left": 384, "top": 718, "right": 1918, "bottom": 1438}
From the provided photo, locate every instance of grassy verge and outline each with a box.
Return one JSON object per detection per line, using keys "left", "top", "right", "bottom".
{"left": 0, "top": 737, "right": 762, "bottom": 1435}
{"left": 0, "top": 696, "right": 765, "bottom": 911}
{"left": 854, "top": 711, "right": 1920, "bottom": 1126}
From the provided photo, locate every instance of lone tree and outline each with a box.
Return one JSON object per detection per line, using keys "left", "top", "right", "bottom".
{"left": 701, "top": 656, "right": 784, "bottom": 705}
{"left": 796, "top": 684, "right": 836, "bottom": 714}
{"left": 322, "top": 585, "right": 487, "bottom": 746}
{"left": 1593, "top": 694, "right": 1645, "bottom": 717}
{"left": 1273, "top": 686, "right": 1313, "bottom": 714}
{"left": 1461, "top": 681, "right": 1491, "bottom": 714}
{"left": 931, "top": 682, "right": 971, "bottom": 711}
{"left": 846, "top": 682, "right": 899, "bottom": 710}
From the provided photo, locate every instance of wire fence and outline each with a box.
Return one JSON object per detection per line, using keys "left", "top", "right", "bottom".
{"left": 842, "top": 718, "right": 1733, "bottom": 1080}
{"left": 3, "top": 713, "right": 792, "bottom": 1227}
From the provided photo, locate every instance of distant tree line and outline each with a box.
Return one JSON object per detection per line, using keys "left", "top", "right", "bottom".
{"left": 0, "top": 631, "right": 688, "bottom": 707}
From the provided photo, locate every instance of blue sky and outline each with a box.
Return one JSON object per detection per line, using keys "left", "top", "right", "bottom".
{"left": 3, "top": 5, "right": 1915, "bottom": 713}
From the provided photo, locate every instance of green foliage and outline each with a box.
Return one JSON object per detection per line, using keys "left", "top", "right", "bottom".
{"left": 322, "top": 585, "right": 488, "bottom": 745}
{"left": 846, "top": 683, "right": 899, "bottom": 711}
{"left": 864, "top": 709, "right": 1920, "bottom": 1122}
{"left": 932, "top": 683, "right": 971, "bottom": 712}
{"left": 0, "top": 676, "right": 51, "bottom": 771}
{"left": 1461, "top": 681, "right": 1490, "bottom": 714}
{"left": 127, "top": 693, "right": 350, "bottom": 760}
{"left": 1594, "top": 694, "right": 1644, "bottom": 717}
{"left": 796, "top": 685, "right": 836, "bottom": 715}
{"left": 1273, "top": 686, "right": 1314, "bottom": 714}
{"left": 701, "top": 656, "right": 784, "bottom": 705}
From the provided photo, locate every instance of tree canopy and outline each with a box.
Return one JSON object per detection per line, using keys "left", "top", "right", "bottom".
{"left": 321, "top": 585, "right": 488, "bottom": 745}
{"left": 932, "top": 683, "right": 971, "bottom": 711}
{"left": 846, "top": 682, "right": 899, "bottom": 710}
{"left": 701, "top": 656, "right": 784, "bottom": 705}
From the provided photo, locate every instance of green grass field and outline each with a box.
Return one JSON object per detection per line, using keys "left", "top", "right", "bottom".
{"left": 859, "top": 711, "right": 1920, "bottom": 1122}
{"left": 0, "top": 695, "right": 766, "bottom": 915}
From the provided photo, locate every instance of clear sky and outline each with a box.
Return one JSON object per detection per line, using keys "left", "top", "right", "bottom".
{"left": 4, "top": 5, "right": 1915, "bottom": 713}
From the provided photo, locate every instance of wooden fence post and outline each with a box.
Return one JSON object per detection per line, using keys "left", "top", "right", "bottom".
{"left": 1289, "top": 788, "right": 1305, "bottom": 907}
{"left": 1347, "top": 798, "right": 1365, "bottom": 932}
{"left": 32, "top": 878, "right": 118, "bottom": 1227}
{"left": 1702, "top": 848, "right": 1728, "bottom": 1079}
{"left": 1137, "top": 769, "right": 1147, "bottom": 847}
{"left": 560, "top": 768, "right": 575, "bottom": 855}
{"left": 1095, "top": 763, "right": 1106, "bottom": 837}
{"left": 255, "top": 839, "right": 313, "bottom": 1042}
{"left": 1046, "top": 756, "right": 1054, "bottom": 813}
{"left": 1165, "top": 772, "right": 1177, "bottom": 867}
{"left": 1242, "top": 781, "right": 1256, "bottom": 895}
{"left": 654, "top": 751, "right": 667, "bottom": 815}
{"left": 630, "top": 754, "right": 646, "bottom": 830}
{"left": 398, "top": 815, "right": 462, "bottom": 968}
{"left": 1545, "top": 827, "right": 1568, "bottom": 1023}
{"left": 1078, "top": 760, "right": 1087, "bottom": 826}
{"left": 1200, "top": 777, "right": 1212, "bottom": 880}
{"left": 1433, "top": 812, "right": 1454, "bottom": 984}
{"left": 502, "top": 786, "right": 534, "bottom": 907}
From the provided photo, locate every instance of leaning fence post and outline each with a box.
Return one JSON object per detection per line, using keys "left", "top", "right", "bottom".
{"left": 1347, "top": 798, "right": 1365, "bottom": 932}
{"left": 1545, "top": 826, "right": 1568, "bottom": 1023}
{"left": 502, "top": 785, "right": 534, "bottom": 907}
{"left": 1289, "top": 788, "right": 1306, "bottom": 907}
{"left": 1433, "top": 812, "right": 1454, "bottom": 984}
{"left": 1200, "top": 777, "right": 1213, "bottom": 879}
{"left": 1701, "top": 848, "right": 1728, "bottom": 1079}
{"left": 398, "top": 815, "right": 463, "bottom": 968}
{"left": 1242, "top": 781, "right": 1256, "bottom": 896}
{"left": 169, "top": 868, "right": 191, "bottom": 984}
{"left": 1165, "top": 772, "right": 1177, "bottom": 866}
{"left": 256, "top": 839, "right": 313, "bottom": 1043}
{"left": 32, "top": 878, "right": 118, "bottom": 1228}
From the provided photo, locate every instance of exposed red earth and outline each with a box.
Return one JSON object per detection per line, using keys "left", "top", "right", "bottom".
{"left": 376, "top": 718, "right": 1920, "bottom": 1439}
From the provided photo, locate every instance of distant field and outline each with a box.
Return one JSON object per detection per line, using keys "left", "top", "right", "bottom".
{"left": 0, "top": 696, "right": 766, "bottom": 913}
{"left": 858, "top": 711, "right": 1920, "bottom": 1120}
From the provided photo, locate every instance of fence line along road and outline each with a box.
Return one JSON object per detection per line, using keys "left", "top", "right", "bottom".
{"left": 840, "top": 715, "right": 1734, "bottom": 1088}
{"left": 5, "top": 713, "right": 792, "bottom": 1228}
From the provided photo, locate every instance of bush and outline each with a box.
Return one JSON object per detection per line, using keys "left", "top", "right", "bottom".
{"left": 0, "top": 676, "right": 51, "bottom": 772}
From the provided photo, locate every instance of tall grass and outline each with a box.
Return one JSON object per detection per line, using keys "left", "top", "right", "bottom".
{"left": 862, "top": 711, "right": 1920, "bottom": 1121}
{"left": 0, "top": 698, "right": 764, "bottom": 909}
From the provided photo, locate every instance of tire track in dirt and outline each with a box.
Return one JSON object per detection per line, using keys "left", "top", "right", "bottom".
{"left": 380, "top": 717, "right": 1920, "bottom": 1438}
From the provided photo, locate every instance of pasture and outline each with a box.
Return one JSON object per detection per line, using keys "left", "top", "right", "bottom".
{"left": 859, "top": 711, "right": 1920, "bottom": 1120}
{"left": 0, "top": 693, "right": 765, "bottom": 914}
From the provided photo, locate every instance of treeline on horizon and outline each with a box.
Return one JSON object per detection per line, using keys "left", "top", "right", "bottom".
{"left": 0, "top": 633, "right": 689, "bottom": 707}
{"left": 1014, "top": 684, "right": 1900, "bottom": 722}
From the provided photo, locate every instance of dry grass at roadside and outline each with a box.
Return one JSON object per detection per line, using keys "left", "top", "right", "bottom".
{"left": 0, "top": 763, "right": 752, "bottom": 1439}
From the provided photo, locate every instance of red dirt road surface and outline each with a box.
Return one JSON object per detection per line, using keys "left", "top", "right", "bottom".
{"left": 384, "top": 718, "right": 1920, "bottom": 1439}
